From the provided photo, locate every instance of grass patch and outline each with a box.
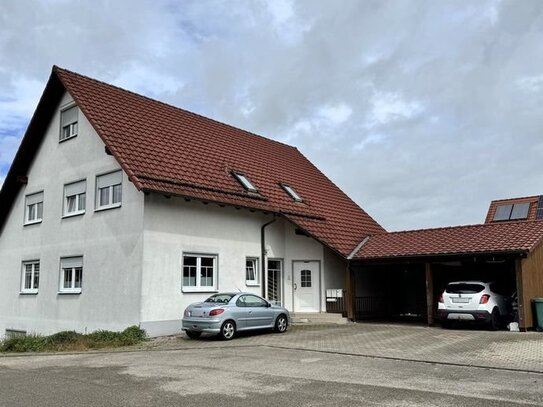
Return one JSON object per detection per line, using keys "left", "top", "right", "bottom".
{"left": 0, "top": 326, "right": 147, "bottom": 353}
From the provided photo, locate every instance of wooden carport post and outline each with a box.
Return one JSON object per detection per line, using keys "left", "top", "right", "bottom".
{"left": 514, "top": 258, "right": 525, "bottom": 330}
{"left": 425, "top": 262, "right": 434, "bottom": 326}
{"left": 345, "top": 265, "right": 355, "bottom": 321}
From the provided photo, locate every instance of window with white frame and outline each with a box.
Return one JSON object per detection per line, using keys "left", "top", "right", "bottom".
{"left": 245, "top": 257, "right": 259, "bottom": 285}
{"left": 59, "top": 257, "right": 83, "bottom": 293}
{"left": 60, "top": 105, "right": 78, "bottom": 141}
{"left": 95, "top": 171, "right": 122, "bottom": 210}
{"left": 24, "top": 192, "right": 44, "bottom": 225}
{"left": 63, "top": 180, "right": 86, "bottom": 217}
{"left": 21, "top": 261, "right": 40, "bottom": 294}
{"left": 182, "top": 253, "right": 218, "bottom": 291}
{"left": 232, "top": 172, "right": 258, "bottom": 192}
{"left": 281, "top": 183, "right": 303, "bottom": 202}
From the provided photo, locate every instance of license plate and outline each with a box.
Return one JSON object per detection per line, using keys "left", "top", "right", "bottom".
{"left": 452, "top": 297, "right": 470, "bottom": 303}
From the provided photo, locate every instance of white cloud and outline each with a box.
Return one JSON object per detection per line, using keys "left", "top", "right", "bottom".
{"left": 2, "top": 0, "right": 543, "bottom": 231}
{"left": 319, "top": 103, "right": 352, "bottom": 124}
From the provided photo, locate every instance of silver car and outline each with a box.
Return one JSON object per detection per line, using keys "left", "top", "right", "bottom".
{"left": 182, "top": 292, "right": 289, "bottom": 340}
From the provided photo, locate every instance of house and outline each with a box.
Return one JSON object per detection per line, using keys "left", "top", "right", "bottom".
{"left": 2, "top": 66, "right": 543, "bottom": 338}
{"left": 0, "top": 66, "right": 384, "bottom": 337}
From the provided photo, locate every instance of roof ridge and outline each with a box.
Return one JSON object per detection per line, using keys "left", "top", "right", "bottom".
{"left": 52, "top": 65, "right": 299, "bottom": 151}
{"left": 382, "top": 219, "right": 543, "bottom": 235}
{"left": 489, "top": 194, "right": 541, "bottom": 203}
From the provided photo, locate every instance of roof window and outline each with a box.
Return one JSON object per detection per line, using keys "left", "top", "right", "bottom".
{"left": 281, "top": 183, "right": 303, "bottom": 202}
{"left": 233, "top": 172, "right": 257, "bottom": 192}
{"left": 493, "top": 203, "right": 530, "bottom": 221}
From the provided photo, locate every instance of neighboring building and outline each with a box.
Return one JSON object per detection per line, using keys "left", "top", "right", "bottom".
{"left": 485, "top": 195, "right": 543, "bottom": 224}
{"left": 0, "top": 66, "right": 384, "bottom": 337}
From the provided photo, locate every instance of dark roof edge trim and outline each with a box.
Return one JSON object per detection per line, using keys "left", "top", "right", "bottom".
{"left": 351, "top": 249, "right": 529, "bottom": 263}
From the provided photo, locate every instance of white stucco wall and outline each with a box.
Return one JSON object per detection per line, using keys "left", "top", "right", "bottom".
{"left": 140, "top": 194, "right": 345, "bottom": 336}
{"left": 0, "top": 92, "right": 144, "bottom": 338}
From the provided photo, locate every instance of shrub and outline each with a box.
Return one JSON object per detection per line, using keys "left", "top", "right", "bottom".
{"left": 0, "top": 325, "right": 147, "bottom": 353}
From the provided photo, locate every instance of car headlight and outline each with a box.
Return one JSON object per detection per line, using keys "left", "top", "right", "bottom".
{"left": 184, "top": 309, "right": 191, "bottom": 317}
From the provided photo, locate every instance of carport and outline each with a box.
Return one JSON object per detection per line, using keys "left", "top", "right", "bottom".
{"left": 344, "top": 221, "right": 543, "bottom": 330}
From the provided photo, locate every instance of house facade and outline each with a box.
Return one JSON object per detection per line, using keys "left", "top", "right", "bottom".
{"left": 0, "top": 67, "right": 382, "bottom": 338}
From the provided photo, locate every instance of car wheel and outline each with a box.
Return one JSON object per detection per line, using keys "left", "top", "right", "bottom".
{"left": 220, "top": 320, "right": 236, "bottom": 340}
{"left": 185, "top": 330, "right": 202, "bottom": 339}
{"left": 274, "top": 314, "right": 288, "bottom": 333}
{"left": 489, "top": 308, "right": 501, "bottom": 331}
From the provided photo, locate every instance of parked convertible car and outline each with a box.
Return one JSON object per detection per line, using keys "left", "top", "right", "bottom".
{"left": 437, "top": 281, "right": 511, "bottom": 330}
{"left": 182, "top": 292, "right": 290, "bottom": 340}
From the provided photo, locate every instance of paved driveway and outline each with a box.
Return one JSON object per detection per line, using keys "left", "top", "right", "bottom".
{"left": 142, "top": 322, "right": 543, "bottom": 373}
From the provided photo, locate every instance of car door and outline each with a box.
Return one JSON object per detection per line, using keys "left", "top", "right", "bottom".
{"left": 243, "top": 294, "right": 274, "bottom": 328}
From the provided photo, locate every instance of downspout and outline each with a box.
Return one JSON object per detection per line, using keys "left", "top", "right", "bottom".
{"left": 261, "top": 215, "right": 277, "bottom": 298}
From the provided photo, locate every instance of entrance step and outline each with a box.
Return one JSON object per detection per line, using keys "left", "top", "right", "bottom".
{"left": 291, "top": 312, "right": 350, "bottom": 325}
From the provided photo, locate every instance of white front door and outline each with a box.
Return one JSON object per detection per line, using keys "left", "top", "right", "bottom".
{"left": 293, "top": 261, "right": 320, "bottom": 312}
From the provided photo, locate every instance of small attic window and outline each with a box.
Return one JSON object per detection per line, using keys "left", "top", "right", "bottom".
{"left": 60, "top": 105, "right": 78, "bottom": 141}
{"left": 493, "top": 203, "right": 530, "bottom": 221}
{"left": 233, "top": 172, "right": 257, "bottom": 192}
{"left": 281, "top": 183, "right": 303, "bottom": 202}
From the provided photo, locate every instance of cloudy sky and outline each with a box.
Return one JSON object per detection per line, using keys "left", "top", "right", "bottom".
{"left": 1, "top": 0, "right": 543, "bottom": 231}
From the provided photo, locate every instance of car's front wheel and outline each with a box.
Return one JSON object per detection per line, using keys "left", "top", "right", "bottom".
{"left": 274, "top": 314, "right": 288, "bottom": 333}
{"left": 185, "top": 330, "right": 202, "bottom": 339}
{"left": 220, "top": 320, "right": 236, "bottom": 340}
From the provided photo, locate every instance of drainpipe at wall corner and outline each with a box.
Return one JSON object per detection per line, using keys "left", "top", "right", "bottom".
{"left": 261, "top": 215, "right": 277, "bottom": 299}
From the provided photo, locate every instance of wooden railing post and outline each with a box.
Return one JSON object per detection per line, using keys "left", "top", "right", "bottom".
{"left": 425, "top": 262, "right": 434, "bottom": 326}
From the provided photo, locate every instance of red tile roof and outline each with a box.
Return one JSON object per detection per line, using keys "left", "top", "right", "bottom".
{"left": 484, "top": 195, "right": 542, "bottom": 223}
{"left": 50, "top": 66, "right": 385, "bottom": 257}
{"left": 353, "top": 221, "right": 543, "bottom": 260}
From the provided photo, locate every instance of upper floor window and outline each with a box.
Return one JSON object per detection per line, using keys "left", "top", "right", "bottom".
{"left": 246, "top": 257, "right": 259, "bottom": 286}
{"left": 21, "top": 260, "right": 40, "bottom": 294}
{"left": 24, "top": 191, "right": 43, "bottom": 225}
{"left": 233, "top": 172, "right": 257, "bottom": 192}
{"left": 60, "top": 105, "right": 78, "bottom": 141}
{"left": 59, "top": 256, "right": 83, "bottom": 294}
{"left": 182, "top": 253, "right": 218, "bottom": 292}
{"left": 493, "top": 203, "right": 530, "bottom": 221}
{"left": 280, "top": 183, "right": 303, "bottom": 202}
{"left": 95, "top": 171, "right": 122, "bottom": 210}
{"left": 63, "top": 180, "right": 86, "bottom": 217}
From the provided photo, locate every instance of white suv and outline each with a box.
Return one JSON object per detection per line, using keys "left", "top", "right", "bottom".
{"left": 437, "top": 281, "right": 511, "bottom": 330}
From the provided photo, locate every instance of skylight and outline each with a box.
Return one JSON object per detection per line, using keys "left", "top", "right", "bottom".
{"left": 233, "top": 172, "right": 257, "bottom": 192}
{"left": 281, "top": 183, "right": 303, "bottom": 202}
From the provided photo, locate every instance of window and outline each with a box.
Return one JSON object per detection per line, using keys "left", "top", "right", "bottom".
{"left": 59, "top": 257, "right": 83, "bottom": 293}
{"left": 182, "top": 254, "right": 218, "bottom": 291}
{"left": 21, "top": 261, "right": 40, "bottom": 294}
{"left": 63, "top": 180, "right": 86, "bottom": 217}
{"left": 95, "top": 171, "right": 122, "bottom": 210}
{"left": 24, "top": 192, "right": 43, "bottom": 225}
{"left": 245, "top": 257, "right": 259, "bottom": 285}
{"left": 236, "top": 294, "right": 268, "bottom": 307}
{"left": 493, "top": 203, "right": 530, "bottom": 221}
{"left": 281, "top": 183, "right": 303, "bottom": 202}
{"left": 232, "top": 172, "right": 257, "bottom": 192}
{"left": 60, "top": 105, "right": 78, "bottom": 141}
{"left": 267, "top": 259, "right": 282, "bottom": 305}
{"left": 301, "top": 269, "right": 312, "bottom": 288}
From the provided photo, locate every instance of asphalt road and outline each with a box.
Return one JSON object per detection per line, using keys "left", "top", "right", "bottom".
{"left": 1, "top": 345, "right": 542, "bottom": 406}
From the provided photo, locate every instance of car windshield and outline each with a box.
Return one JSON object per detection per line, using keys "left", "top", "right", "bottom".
{"left": 204, "top": 293, "right": 234, "bottom": 304}
{"left": 445, "top": 283, "right": 485, "bottom": 294}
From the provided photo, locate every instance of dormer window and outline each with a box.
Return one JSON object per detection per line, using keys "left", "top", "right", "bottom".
{"left": 281, "top": 183, "right": 303, "bottom": 202}
{"left": 493, "top": 203, "right": 530, "bottom": 221}
{"left": 233, "top": 172, "right": 257, "bottom": 192}
{"left": 60, "top": 105, "right": 78, "bottom": 141}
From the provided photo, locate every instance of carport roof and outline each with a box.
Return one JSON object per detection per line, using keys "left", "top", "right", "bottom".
{"left": 353, "top": 220, "right": 543, "bottom": 260}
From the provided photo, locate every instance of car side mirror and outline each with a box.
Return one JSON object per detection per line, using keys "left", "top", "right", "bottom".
{"left": 266, "top": 302, "right": 271, "bottom": 308}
